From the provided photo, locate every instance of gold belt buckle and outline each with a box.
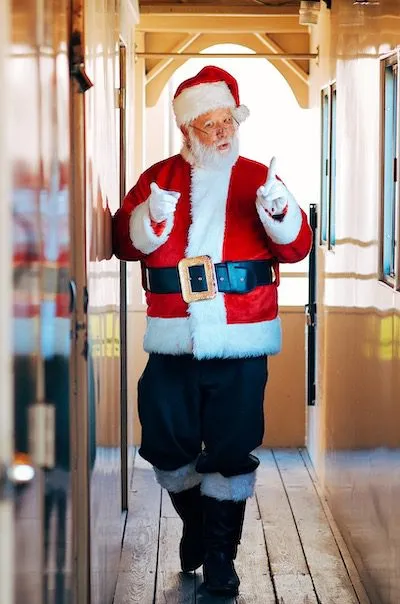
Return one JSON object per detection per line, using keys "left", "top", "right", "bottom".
{"left": 177, "top": 255, "right": 217, "bottom": 303}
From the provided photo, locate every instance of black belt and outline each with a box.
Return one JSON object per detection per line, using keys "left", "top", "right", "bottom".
{"left": 142, "top": 257, "right": 275, "bottom": 301}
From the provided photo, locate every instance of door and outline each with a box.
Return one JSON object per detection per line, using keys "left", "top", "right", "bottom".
{"left": 0, "top": 3, "right": 14, "bottom": 604}
{"left": 118, "top": 39, "right": 129, "bottom": 512}
{"left": 69, "top": 1, "right": 127, "bottom": 601}
{"left": 10, "top": 2, "right": 74, "bottom": 603}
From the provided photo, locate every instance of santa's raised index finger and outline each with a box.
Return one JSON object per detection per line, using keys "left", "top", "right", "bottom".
{"left": 267, "top": 156, "right": 277, "bottom": 182}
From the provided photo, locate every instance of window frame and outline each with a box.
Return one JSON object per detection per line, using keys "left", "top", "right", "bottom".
{"left": 379, "top": 52, "right": 400, "bottom": 290}
{"left": 320, "top": 87, "right": 330, "bottom": 245}
{"left": 328, "top": 83, "right": 337, "bottom": 250}
{"left": 320, "top": 82, "right": 337, "bottom": 249}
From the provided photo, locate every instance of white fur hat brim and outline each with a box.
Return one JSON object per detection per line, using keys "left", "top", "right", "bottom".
{"left": 173, "top": 81, "right": 249, "bottom": 126}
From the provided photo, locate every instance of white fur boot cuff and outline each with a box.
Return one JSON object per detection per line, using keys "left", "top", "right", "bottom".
{"left": 153, "top": 461, "right": 202, "bottom": 493}
{"left": 200, "top": 471, "right": 256, "bottom": 501}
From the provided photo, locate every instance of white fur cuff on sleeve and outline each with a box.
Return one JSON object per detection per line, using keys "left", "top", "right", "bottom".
{"left": 256, "top": 192, "right": 302, "bottom": 245}
{"left": 129, "top": 198, "right": 174, "bottom": 255}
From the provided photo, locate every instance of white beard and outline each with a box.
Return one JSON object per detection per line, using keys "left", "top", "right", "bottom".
{"left": 184, "top": 130, "right": 240, "bottom": 171}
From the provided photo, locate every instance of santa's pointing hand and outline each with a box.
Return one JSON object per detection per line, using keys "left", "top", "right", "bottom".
{"left": 256, "top": 157, "right": 288, "bottom": 220}
{"left": 149, "top": 182, "right": 181, "bottom": 223}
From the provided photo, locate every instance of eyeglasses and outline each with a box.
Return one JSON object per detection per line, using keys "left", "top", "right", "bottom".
{"left": 189, "top": 115, "right": 238, "bottom": 137}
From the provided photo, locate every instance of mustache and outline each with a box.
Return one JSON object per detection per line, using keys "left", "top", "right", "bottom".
{"left": 214, "top": 137, "right": 232, "bottom": 147}
{"left": 186, "top": 129, "right": 239, "bottom": 170}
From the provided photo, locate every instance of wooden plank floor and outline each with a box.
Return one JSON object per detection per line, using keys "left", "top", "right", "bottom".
{"left": 113, "top": 449, "right": 371, "bottom": 604}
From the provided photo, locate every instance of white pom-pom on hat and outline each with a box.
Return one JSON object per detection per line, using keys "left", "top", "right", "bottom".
{"left": 232, "top": 104, "right": 250, "bottom": 124}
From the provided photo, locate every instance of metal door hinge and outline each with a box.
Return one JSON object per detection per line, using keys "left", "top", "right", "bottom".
{"left": 29, "top": 403, "right": 55, "bottom": 469}
{"left": 115, "top": 87, "right": 126, "bottom": 109}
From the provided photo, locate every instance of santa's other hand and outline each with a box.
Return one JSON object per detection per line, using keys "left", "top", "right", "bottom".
{"left": 149, "top": 182, "right": 181, "bottom": 223}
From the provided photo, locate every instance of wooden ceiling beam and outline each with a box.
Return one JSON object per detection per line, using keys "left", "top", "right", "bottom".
{"left": 145, "top": 33, "right": 201, "bottom": 84}
{"left": 137, "top": 14, "right": 305, "bottom": 34}
{"left": 253, "top": 33, "right": 309, "bottom": 84}
{"left": 139, "top": 4, "right": 299, "bottom": 16}
{"left": 145, "top": 32, "right": 309, "bottom": 109}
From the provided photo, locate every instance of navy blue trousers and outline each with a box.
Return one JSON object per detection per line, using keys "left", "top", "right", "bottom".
{"left": 138, "top": 353, "right": 268, "bottom": 478}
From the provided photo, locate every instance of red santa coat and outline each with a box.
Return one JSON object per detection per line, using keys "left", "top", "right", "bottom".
{"left": 113, "top": 153, "right": 312, "bottom": 359}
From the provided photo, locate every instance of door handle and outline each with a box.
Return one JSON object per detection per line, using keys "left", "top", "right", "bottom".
{"left": 305, "top": 303, "right": 316, "bottom": 327}
{"left": 83, "top": 285, "right": 89, "bottom": 314}
{"left": 69, "top": 279, "right": 77, "bottom": 313}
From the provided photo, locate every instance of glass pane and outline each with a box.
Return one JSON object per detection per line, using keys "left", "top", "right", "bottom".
{"left": 329, "top": 87, "right": 337, "bottom": 247}
{"left": 383, "top": 65, "right": 397, "bottom": 278}
{"left": 321, "top": 91, "right": 330, "bottom": 243}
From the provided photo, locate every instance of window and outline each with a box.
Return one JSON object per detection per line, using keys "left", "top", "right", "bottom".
{"left": 320, "top": 88, "right": 329, "bottom": 244}
{"left": 320, "top": 83, "right": 337, "bottom": 248}
{"left": 329, "top": 85, "right": 337, "bottom": 247}
{"left": 380, "top": 55, "right": 399, "bottom": 288}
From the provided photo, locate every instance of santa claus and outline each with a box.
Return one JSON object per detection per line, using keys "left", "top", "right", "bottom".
{"left": 113, "top": 65, "right": 312, "bottom": 597}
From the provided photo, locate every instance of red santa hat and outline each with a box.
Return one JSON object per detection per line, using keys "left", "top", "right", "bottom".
{"left": 172, "top": 65, "right": 250, "bottom": 127}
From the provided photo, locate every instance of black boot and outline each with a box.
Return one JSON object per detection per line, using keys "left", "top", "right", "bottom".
{"left": 168, "top": 484, "right": 204, "bottom": 572}
{"left": 230, "top": 500, "right": 246, "bottom": 560}
{"left": 202, "top": 496, "right": 246, "bottom": 596}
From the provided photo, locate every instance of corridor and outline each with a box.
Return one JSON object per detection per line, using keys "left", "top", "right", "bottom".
{"left": 113, "top": 449, "right": 370, "bottom": 604}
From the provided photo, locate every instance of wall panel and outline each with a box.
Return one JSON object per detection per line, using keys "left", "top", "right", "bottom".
{"left": 310, "top": 2, "right": 400, "bottom": 601}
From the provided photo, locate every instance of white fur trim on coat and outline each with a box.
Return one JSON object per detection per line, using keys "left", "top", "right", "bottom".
{"left": 173, "top": 81, "right": 236, "bottom": 126}
{"left": 192, "top": 317, "right": 281, "bottom": 359}
{"left": 201, "top": 471, "right": 256, "bottom": 501}
{"left": 154, "top": 461, "right": 202, "bottom": 493}
{"left": 185, "top": 166, "right": 231, "bottom": 356}
{"left": 256, "top": 191, "right": 302, "bottom": 245}
{"left": 129, "top": 199, "right": 174, "bottom": 255}
{"left": 143, "top": 317, "right": 192, "bottom": 355}
{"left": 143, "top": 315, "right": 281, "bottom": 359}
